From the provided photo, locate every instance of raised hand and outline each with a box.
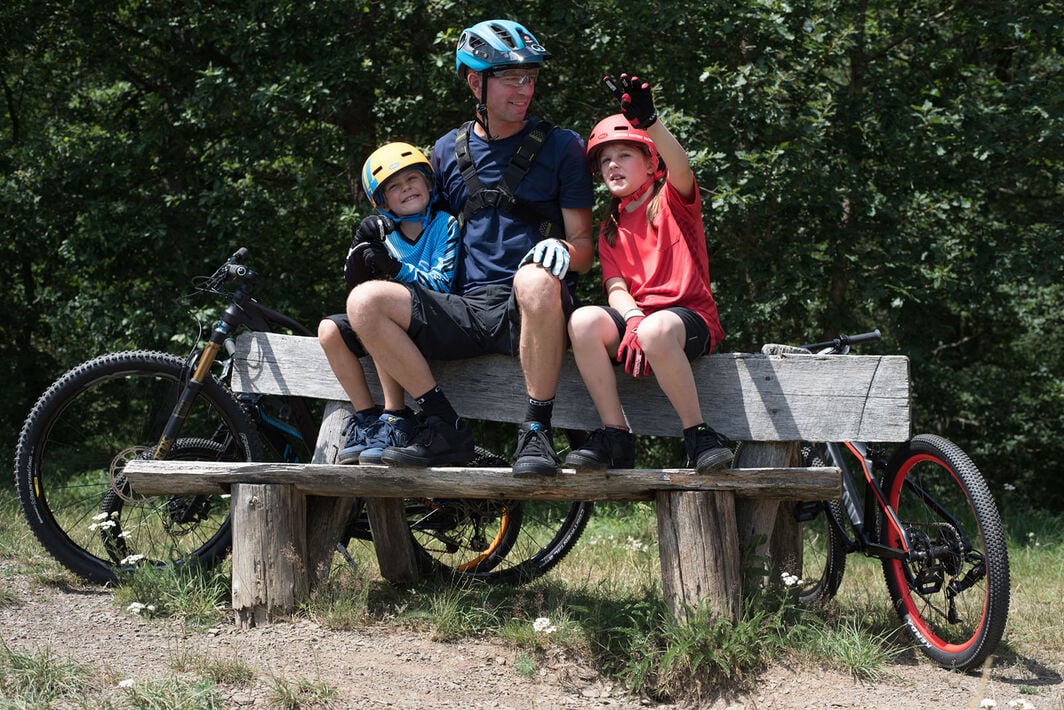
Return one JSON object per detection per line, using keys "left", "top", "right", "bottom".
{"left": 603, "top": 73, "right": 657, "bottom": 129}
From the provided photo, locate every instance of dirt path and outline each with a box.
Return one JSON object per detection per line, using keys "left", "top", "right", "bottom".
{"left": 1, "top": 569, "right": 1060, "bottom": 708}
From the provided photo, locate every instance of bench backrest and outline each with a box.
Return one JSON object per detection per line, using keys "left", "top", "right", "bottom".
{"left": 231, "top": 332, "right": 910, "bottom": 442}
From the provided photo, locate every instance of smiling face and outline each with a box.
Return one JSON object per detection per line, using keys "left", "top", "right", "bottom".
{"left": 467, "top": 67, "right": 538, "bottom": 135}
{"left": 596, "top": 141, "right": 656, "bottom": 198}
{"left": 379, "top": 167, "right": 432, "bottom": 217}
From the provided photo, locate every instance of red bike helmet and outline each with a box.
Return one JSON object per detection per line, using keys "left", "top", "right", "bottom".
{"left": 586, "top": 114, "right": 665, "bottom": 179}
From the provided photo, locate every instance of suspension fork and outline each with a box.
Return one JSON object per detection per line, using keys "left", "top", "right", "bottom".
{"left": 153, "top": 285, "right": 252, "bottom": 459}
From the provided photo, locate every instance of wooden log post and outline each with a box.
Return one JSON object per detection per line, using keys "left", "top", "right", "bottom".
{"left": 656, "top": 490, "right": 742, "bottom": 625}
{"left": 231, "top": 483, "right": 307, "bottom": 628}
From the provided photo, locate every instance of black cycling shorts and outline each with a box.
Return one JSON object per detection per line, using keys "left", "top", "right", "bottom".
{"left": 324, "top": 313, "right": 367, "bottom": 358}
{"left": 408, "top": 282, "right": 577, "bottom": 361}
{"left": 600, "top": 305, "right": 712, "bottom": 361}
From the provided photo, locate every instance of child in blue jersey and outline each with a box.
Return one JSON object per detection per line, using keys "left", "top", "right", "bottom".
{"left": 318, "top": 142, "right": 459, "bottom": 465}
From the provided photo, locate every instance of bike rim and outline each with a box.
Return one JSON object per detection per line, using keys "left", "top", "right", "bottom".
{"left": 883, "top": 452, "right": 987, "bottom": 654}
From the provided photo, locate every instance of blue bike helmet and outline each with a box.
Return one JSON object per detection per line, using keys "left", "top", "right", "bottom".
{"left": 455, "top": 19, "right": 551, "bottom": 78}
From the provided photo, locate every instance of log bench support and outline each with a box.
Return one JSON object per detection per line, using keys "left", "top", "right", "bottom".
{"left": 124, "top": 332, "right": 910, "bottom": 628}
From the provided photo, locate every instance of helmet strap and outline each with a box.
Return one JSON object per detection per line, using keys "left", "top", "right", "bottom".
{"left": 474, "top": 73, "right": 493, "bottom": 141}
{"left": 618, "top": 176, "right": 657, "bottom": 213}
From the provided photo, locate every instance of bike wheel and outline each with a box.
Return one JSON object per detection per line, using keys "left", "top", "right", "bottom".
{"left": 14, "top": 350, "right": 261, "bottom": 583}
{"left": 879, "top": 434, "right": 1010, "bottom": 671}
{"left": 794, "top": 444, "right": 848, "bottom": 606}
{"left": 413, "top": 446, "right": 594, "bottom": 585}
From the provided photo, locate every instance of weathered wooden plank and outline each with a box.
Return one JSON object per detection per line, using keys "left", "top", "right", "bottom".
{"left": 230, "top": 332, "right": 910, "bottom": 442}
{"left": 122, "top": 459, "right": 841, "bottom": 501}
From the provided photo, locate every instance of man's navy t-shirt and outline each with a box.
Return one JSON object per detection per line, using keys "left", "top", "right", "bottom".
{"left": 431, "top": 118, "right": 595, "bottom": 294}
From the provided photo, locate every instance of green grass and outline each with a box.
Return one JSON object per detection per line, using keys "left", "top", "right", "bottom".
{"left": 0, "top": 486, "right": 1060, "bottom": 706}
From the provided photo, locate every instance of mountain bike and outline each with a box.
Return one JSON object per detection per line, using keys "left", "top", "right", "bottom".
{"left": 772, "top": 330, "right": 1009, "bottom": 671}
{"left": 14, "top": 248, "right": 591, "bottom": 586}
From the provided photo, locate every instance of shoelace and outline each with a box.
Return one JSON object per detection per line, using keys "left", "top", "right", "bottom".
{"left": 518, "top": 427, "right": 558, "bottom": 462}
{"left": 341, "top": 415, "right": 370, "bottom": 446}
{"left": 363, "top": 418, "right": 397, "bottom": 447}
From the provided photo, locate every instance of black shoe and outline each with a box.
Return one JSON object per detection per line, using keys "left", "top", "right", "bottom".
{"left": 512, "top": 422, "right": 560, "bottom": 477}
{"left": 380, "top": 416, "right": 474, "bottom": 467}
{"left": 684, "top": 424, "right": 733, "bottom": 474}
{"left": 564, "top": 428, "right": 636, "bottom": 470}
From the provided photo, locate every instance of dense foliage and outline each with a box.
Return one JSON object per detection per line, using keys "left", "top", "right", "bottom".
{"left": 3, "top": 1, "right": 1061, "bottom": 509}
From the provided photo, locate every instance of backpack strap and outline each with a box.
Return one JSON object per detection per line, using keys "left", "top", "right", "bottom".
{"left": 455, "top": 119, "right": 564, "bottom": 239}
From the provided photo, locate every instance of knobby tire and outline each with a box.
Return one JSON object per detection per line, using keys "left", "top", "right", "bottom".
{"left": 879, "top": 434, "right": 1009, "bottom": 671}
{"left": 14, "top": 350, "right": 261, "bottom": 583}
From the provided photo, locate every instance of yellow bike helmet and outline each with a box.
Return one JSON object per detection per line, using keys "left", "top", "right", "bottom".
{"left": 360, "top": 142, "right": 435, "bottom": 224}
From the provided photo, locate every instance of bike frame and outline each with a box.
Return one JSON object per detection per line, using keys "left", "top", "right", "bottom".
{"left": 822, "top": 441, "right": 911, "bottom": 561}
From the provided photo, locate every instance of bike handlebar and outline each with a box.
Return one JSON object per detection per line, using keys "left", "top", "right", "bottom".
{"left": 800, "top": 328, "right": 881, "bottom": 353}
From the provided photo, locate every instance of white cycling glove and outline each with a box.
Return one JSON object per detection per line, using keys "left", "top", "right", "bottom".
{"left": 519, "top": 238, "right": 570, "bottom": 279}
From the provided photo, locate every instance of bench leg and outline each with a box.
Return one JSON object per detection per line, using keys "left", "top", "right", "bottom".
{"left": 656, "top": 490, "right": 741, "bottom": 625}
{"left": 231, "top": 483, "right": 308, "bottom": 628}
{"left": 734, "top": 442, "right": 800, "bottom": 593}
{"left": 366, "top": 498, "right": 422, "bottom": 583}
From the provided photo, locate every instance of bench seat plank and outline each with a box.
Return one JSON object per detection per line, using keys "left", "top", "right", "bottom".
{"left": 123, "top": 460, "right": 840, "bottom": 501}
{"left": 231, "top": 332, "right": 910, "bottom": 442}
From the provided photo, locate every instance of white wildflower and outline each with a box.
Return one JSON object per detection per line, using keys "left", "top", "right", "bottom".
{"left": 781, "top": 572, "right": 802, "bottom": 587}
{"left": 1003, "top": 483, "right": 1016, "bottom": 492}
{"left": 127, "top": 602, "right": 147, "bottom": 615}
{"left": 624, "top": 536, "right": 649, "bottom": 552}
{"left": 532, "top": 617, "right": 557, "bottom": 634}
{"left": 89, "top": 520, "right": 117, "bottom": 531}
{"left": 118, "top": 678, "right": 134, "bottom": 688}
{"left": 120, "top": 554, "right": 145, "bottom": 565}
{"left": 91, "top": 512, "right": 110, "bottom": 521}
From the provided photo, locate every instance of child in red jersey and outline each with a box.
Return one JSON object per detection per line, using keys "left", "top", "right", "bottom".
{"left": 565, "top": 73, "right": 732, "bottom": 473}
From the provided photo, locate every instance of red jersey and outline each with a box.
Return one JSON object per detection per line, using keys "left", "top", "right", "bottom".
{"left": 598, "top": 179, "right": 724, "bottom": 350}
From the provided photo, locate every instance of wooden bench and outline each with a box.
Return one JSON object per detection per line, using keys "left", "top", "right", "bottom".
{"left": 124, "top": 332, "right": 910, "bottom": 628}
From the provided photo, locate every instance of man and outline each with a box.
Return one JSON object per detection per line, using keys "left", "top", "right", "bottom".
{"left": 346, "top": 19, "right": 594, "bottom": 476}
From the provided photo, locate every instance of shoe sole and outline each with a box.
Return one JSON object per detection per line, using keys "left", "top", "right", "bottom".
{"left": 562, "top": 452, "right": 608, "bottom": 470}
{"left": 337, "top": 451, "right": 365, "bottom": 465}
{"left": 358, "top": 450, "right": 384, "bottom": 465}
{"left": 694, "top": 448, "right": 734, "bottom": 474}
{"left": 380, "top": 449, "right": 473, "bottom": 467}
{"left": 512, "top": 459, "right": 560, "bottom": 477}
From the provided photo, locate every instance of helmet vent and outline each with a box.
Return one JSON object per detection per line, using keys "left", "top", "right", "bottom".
{"left": 489, "top": 22, "right": 519, "bottom": 49}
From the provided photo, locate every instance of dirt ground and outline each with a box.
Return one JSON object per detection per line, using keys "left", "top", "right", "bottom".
{"left": 1, "top": 568, "right": 1061, "bottom": 709}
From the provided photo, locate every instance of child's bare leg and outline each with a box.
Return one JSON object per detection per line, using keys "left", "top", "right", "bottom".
{"left": 317, "top": 318, "right": 376, "bottom": 411}
{"left": 637, "top": 311, "right": 703, "bottom": 427}
{"left": 379, "top": 370, "right": 408, "bottom": 412}
{"left": 567, "top": 306, "right": 626, "bottom": 428}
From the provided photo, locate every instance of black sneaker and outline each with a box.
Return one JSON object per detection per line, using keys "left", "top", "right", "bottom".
{"left": 684, "top": 424, "right": 734, "bottom": 474}
{"left": 512, "top": 422, "right": 560, "bottom": 477}
{"left": 380, "top": 416, "right": 474, "bottom": 467}
{"left": 564, "top": 428, "right": 636, "bottom": 469}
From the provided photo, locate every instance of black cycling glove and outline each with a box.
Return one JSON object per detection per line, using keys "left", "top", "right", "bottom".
{"left": 362, "top": 241, "right": 402, "bottom": 278}
{"left": 352, "top": 214, "right": 395, "bottom": 246}
{"left": 603, "top": 73, "right": 658, "bottom": 129}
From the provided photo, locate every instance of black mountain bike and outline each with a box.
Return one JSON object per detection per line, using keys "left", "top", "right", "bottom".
{"left": 14, "top": 248, "right": 592, "bottom": 586}
{"left": 781, "top": 330, "right": 1009, "bottom": 671}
